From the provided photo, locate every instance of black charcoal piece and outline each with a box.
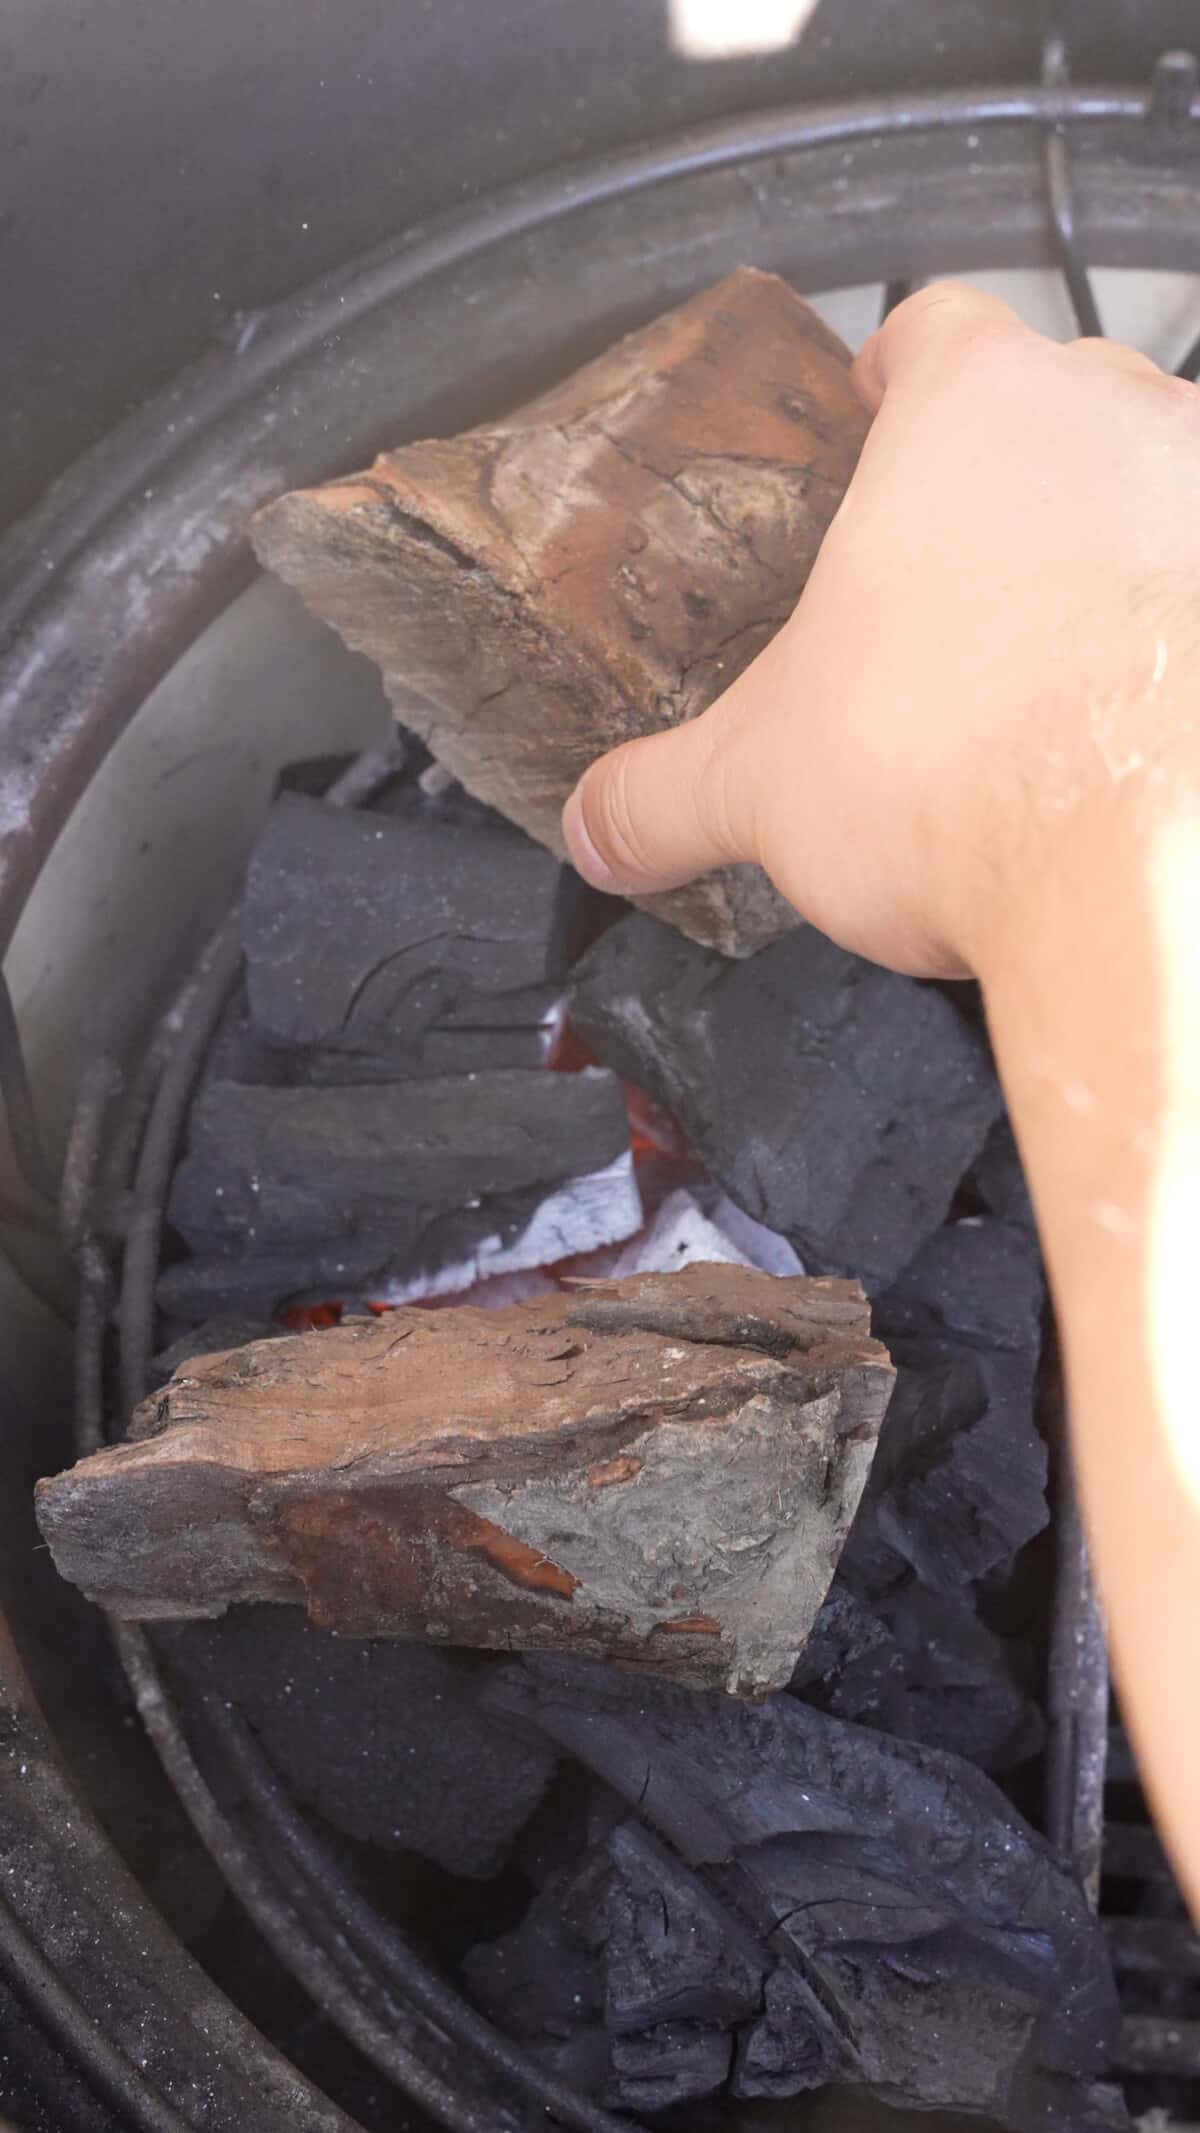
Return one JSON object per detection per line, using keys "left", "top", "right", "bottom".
{"left": 971, "top": 1115, "right": 1037, "bottom": 1231}
{"left": 732, "top": 1965, "right": 841, "bottom": 2097}
{"left": 568, "top": 915, "right": 1002, "bottom": 1286}
{"left": 464, "top": 1874, "right": 604, "bottom": 2038}
{"left": 842, "top": 1349, "right": 1048, "bottom": 1596}
{"left": 882, "top": 1584, "right": 1042, "bottom": 1773}
{"left": 872, "top": 1353, "right": 1047, "bottom": 1590}
{"left": 242, "top": 790, "right": 583, "bottom": 1052}
{"left": 469, "top": 1816, "right": 766, "bottom": 2112}
{"left": 158, "top": 1609, "right": 555, "bottom": 1878}
{"left": 486, "top": 1656, "right": 1119, "bottom": 2130}
{"left": 609, "top": 2023, "right": 733, "bottom": 2112}
{"left": 208, "top": 985, "right": 550, "bottom": 1087}
{"left": 856, "top": 1216, "right": 1049, "bottom": 1594}
{"left": 594, "top": 1822, "right": 766, "bottom": 2035}
{"left": 159, "top": 1066, "right": 634, "bottom": 1319}
{"left": 874, "top": 1216, "right": 1044, "bottom": 1356}
{"left": 793, "top": 1577, "right": 1041, "bottom": 1773}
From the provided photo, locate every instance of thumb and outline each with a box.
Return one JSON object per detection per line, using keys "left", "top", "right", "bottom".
{"left": 562, "top": 678, "right": 765, "bottom": 896}
{"left": 852, "top": 280, "right": 1027, "bottom": 415}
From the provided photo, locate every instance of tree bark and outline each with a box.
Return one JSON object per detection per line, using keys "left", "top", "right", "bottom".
{"left": 251, "top": 267, "right": 869, "bottom": 957}
{"left": 37, "top": 1266, "right": 893, "bottom": 1696}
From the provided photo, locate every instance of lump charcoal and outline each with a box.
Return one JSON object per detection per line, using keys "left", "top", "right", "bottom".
{"left": 241, "top": 790, "right": 583, "bottom": 1052}
{"left": 158, "top": 1608, "right": 555, "bottom": 1879}
{"left": 609, "top": 2024, "right": 733, "bottom": 2113}
{"left": 464, "top": 1874, "right": 605, "bottom": 2038}
{"left": 568, "top": 914, "right": 1002, "bottom": 1287}
{"left": 794, "top": 1580, "right": 1041, "bottom": 1775}
{"left": 468, "top": 1818, "right": 763, "bottom": 2113}
{"left": 732, "top": 1965, "right": 842, "bottom": 2098}
{"left": 596, "top": 1821, "right": 766, "bottom": 2034}
{"left": 873, "top": 1215, "right": 1044, "bottom": 1358}
{"left": 486, "top": 1657, "right": 1120, "bottom": 2128}
{"left": 971, "top": 1114, "right": 1037, "bottom": 1231}
{"left": 857, "top": 1217, "right": 1049, "bottom": 1594}
{"left": 788, "top": 1585, "right": 910, "bottom": 1733}
{"left": 884, "top": 1585, "right": 1042, "bottom": 1772}
{"left": 159, "top": 1066, "right": 635, "bottom": 1319}
{"left": 843, "top": 1350, "right": 1047, "bottom": 1595}
{"left": 208, "top": 985, "right": 551, "bottom": 1087}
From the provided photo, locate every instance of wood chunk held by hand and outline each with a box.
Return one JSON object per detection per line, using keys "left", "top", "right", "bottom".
{"left": 36, "top": 1266, "right": 893, "bottom": 1696}
{"left": 251, "top": 268, "right": 869, "bottom": 956}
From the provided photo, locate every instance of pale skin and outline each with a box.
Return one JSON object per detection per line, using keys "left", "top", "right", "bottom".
{"left": 562, "top": 281, "right": 1200, "bottom": 1910}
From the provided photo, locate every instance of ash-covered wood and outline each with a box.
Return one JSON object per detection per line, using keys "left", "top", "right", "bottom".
{"left": 251, "top": 267, "right": 869, "bottom": 957}
{"left": 36, "top": 1266, "right": 894, "bottom": 1697}
{"left": 568, "top": 911, "right": 1004, "bottom": 1287}
{"left": 157, "top": 1063, "right": 637, "bottom": 1319}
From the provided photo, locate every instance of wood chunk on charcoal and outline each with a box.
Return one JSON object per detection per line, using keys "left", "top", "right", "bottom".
{"left": 252, "top": 268, "right": 869, "bottom": 957}
{"left": 485, "top": 1657, "right": 1121, "bottom": 2130}
{"left": 157, "top": 1609, "right": 555, "bottom": 1879}
{"left": 148, "top": 1316, "right": 285, "bottom": 1394}
{"left": 36, "top": 1266, "right": 894, "bottom": 1698}
{"left": 158, "top": 1066, "right": 635, "bottom": 1319}
{"left": 241, "top": 791, "right": 582, "bottom": 1052}
{"left": 569, "top": 913, "right": 1003, "bottom": 1286}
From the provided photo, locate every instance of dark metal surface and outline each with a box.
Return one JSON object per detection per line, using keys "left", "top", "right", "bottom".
{"left": 7, "top": 1, "right": 1200, "bottom": 534}
{"left": 1045, "top": 1430, "right": 1110, "bottom": 1905}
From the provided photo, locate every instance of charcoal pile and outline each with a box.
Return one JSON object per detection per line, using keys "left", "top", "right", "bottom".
{"left": 468, "top": 1657, "right": 1127, "bottom": 2130}
{"left": 64, "top": 742, "right": 1128, "bottom": 2125}
{"left": 157, "top": 772, "right": 644, "bottom": 1323}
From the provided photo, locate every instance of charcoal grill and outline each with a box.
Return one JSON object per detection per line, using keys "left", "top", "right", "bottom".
{"left": 2, "top": 29, "right": 1200, "bottom": 2131}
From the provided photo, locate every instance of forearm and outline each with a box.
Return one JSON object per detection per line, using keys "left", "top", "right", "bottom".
{"left": 982, "top": 797, "right": 1200, "bottom": 1909}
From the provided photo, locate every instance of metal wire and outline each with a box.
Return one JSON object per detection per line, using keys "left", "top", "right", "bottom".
{"left": 1177, "top": 327, "right": 1200, "bottom": 382}
{"left": 113, "top": 1622, "right": 515, "bottom": 2133}
{"left": 0, "top": 1885, "right": 192, "bottom": 2133}
{"left": 207, "top": 1694, "right": 635, "bottom": 2133}
{"left": 1045, "top": 1424, "right": 1109, "bottom": 1906}
{"left": 880, "top": 278, "right": 912, "bottom": 322}
{"left": 1041, "top": 37, "right": 1104, "bottom": 337}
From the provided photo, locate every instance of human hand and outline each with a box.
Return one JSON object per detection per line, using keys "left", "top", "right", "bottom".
{"left": 562, "top": 281, "right": 1200, "bottom": 981}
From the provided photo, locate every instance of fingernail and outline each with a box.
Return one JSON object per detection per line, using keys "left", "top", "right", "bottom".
{"left": 562, "top": 784, "right": 619, "bottom": 891}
